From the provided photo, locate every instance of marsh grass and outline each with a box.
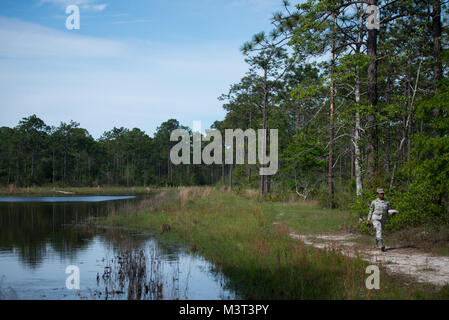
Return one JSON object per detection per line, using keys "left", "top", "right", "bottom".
{"left": 0, "top": 276, "right": 18, "bottom": 300}
{"left": 84, "top": 240, "right": 187, "bottom": 300}
{"left": 103, "top": 187, "right": 448, "bottom": 300}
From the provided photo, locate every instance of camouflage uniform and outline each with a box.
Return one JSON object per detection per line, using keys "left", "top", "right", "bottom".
{"left": 367, "top": 193, "right": 391, "bottom": 250}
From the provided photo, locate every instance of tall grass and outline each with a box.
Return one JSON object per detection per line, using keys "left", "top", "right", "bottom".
{"left": 104, "top": 187, "right": 448, "bottom": 300}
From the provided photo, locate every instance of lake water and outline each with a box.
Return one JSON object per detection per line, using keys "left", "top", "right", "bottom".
{"left": 0, "top": 196, "right": 137, "bottom": 203}
{"left": 0, "top": 195, "right": 237, "bottom": 300}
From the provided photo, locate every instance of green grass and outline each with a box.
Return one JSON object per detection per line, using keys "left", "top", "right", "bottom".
{"left": 102, "top": 187, "right": 449, "bottom": 300}
{"left": 272, "top": 202, "right": 356, "bottom": 234}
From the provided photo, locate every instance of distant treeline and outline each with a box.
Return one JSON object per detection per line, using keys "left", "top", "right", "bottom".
{"left": 0, "top": 116, "right": 215, "bottom": 187}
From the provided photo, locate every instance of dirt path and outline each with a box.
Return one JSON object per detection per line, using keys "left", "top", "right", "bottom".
{"left": 287, "top": 231, "right": 449, "bottom": 287}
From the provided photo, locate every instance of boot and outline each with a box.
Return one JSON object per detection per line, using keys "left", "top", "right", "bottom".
{"left": 374, "top": 239, "right": 379, "bottom": 249}
{"left": 380, "top": 240, "right": 386, "bottom": 252}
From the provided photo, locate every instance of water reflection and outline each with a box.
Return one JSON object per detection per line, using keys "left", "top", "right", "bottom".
{"left": 0, "top": 196, "right": 136, "bottom": 203}
{"left": 0, "top": 198, "right": 138, "bottom": 267}
{"left": 0, "top": 195, "right": 237, "bottom": 300}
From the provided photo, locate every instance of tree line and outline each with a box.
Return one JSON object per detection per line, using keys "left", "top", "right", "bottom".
{"left": 0, "top": 116, "right": 212, "bottom": 187}
{"left": 1, "top": 0, "right": 448, "bottom": 228}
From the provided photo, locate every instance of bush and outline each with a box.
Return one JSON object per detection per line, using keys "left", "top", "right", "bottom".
{"left": 351, "top": 184, "right": 448, "bottom": 233}
{"left": 317, "top": 180, "right": 356, "bottom": 209}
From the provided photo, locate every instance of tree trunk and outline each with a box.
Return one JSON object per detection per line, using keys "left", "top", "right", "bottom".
{"left": 432, "top": 0, "right": 442, "bottom": 128}
{"left": 260, "top": 69, "right": 269, "bottom": 195}
{"left": 354, "top": 69, "right": 363, "bottom": 196}
{"left": 221, "top": 163, "right": 225, "bottom": 185}
{"left": 328, "top": 13, "right": 336, "bottom": 207}
{"left": 407, "top": 58, "right": 412, "bottom": 165}
{"left": 385, "top": 67, "right": 392, "bottom": 173}
{"left": 350, "top": 130, "right": 354, "bottom": 180}
{"left": 353, "top": 11, "right": 364, "bottom": 197}
{"left": 366, "top": 0, "right": 378, "bottom": 179}
{"left": 432, "top": 0, "right": 442, "bottom": 83}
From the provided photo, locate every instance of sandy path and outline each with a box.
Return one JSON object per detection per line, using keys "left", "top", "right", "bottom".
{"left": 288, "top": 232, "right": 449, "bottom": 287}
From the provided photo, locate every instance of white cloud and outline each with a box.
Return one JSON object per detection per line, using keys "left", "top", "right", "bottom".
{"left": 0, "top": 18, "right": 247, "bottom": 138}
{"left": 90, "top": 4, "right": 108, "bottom": 12}
{"left": 0, "top": 17, "right": 127, "bottom": 58}
{"left": 38, "top": 0, "right": 108, "bottom": 12}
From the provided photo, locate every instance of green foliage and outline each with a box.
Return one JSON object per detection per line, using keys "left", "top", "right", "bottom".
{"left": 281, "top": 132, "right": 326, "bottom": 193}
{"left": 317, "top": 180, "right": 355, "bottom": 210}
{"left": 385, "top": 81, "right": 449, "bottom": 229}
{"left": 351, "top": 189, "right": 376, "bottom": 220}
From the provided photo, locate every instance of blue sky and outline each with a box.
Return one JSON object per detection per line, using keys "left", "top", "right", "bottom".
{"left": 0, "top": 0, "right": 283, "bottom": 138}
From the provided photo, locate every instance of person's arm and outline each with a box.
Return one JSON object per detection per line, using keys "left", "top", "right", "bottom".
{"left": 386, "top": 201, "right": 392, "bottom": 217}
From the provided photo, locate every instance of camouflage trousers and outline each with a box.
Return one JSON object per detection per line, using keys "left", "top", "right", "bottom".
{"left": 372, "top": 220, "right": 384, "bottom": 241}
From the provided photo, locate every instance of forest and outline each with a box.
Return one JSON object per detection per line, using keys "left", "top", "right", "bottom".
{"left": 1, "top": 0, "right": 448, "bottom": 230}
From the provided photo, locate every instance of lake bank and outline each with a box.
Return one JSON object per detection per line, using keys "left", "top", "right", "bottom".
{"left": 102, "top": 187, "right": 449, "bottom": 299}
{"left": 0, "top": 186, "right": 159, "bottom": 196}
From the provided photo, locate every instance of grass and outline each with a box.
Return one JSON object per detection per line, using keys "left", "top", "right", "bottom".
{"left": 271, "top": 202, "right": 356, "bottom": 234}
{"left": 102, "top": 187, "right": 449, "bottom": 300}
{"left": 388, "top": 225, "right": 449, "bottom": 256}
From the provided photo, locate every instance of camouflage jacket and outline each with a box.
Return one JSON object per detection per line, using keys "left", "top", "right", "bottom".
{"left": 367, "top": 198, "right": 391, "bottom": 221}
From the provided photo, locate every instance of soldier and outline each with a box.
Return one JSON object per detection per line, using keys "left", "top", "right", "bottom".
{"left": 366, "top": 189, "right": 391, "bottom": 252}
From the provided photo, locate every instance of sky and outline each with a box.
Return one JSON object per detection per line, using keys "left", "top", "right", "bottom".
{"left": 0, "top": 0, "right": 283, "bottom": 138}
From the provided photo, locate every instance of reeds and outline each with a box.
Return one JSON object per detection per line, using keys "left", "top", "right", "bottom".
{"left": 0, "top": 276, "right": 18, "bottom": 300}
{"left": 90, "top": 246, "right": 166, "bottom": 300}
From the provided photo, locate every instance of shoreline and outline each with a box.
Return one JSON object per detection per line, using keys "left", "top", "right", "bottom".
{"left": 101, "top": 187, "right": 449, "bottom": 300}
{"left": 0, "top": 186, "right": 159, "bottom": 196}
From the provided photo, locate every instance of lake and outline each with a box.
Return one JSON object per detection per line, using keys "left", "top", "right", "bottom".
{"left": 0, "top": 194, "right": 238, "bottom": 300}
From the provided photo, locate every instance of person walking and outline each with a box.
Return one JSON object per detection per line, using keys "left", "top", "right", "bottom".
{"left": 366, "top": 189, "right": 391, "bottom": 252}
